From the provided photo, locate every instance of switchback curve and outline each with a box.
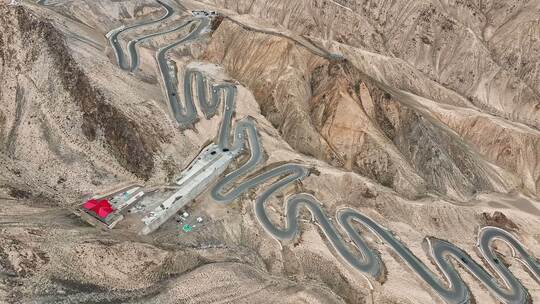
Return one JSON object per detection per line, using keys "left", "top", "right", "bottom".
{"left": 105, "top": 7, "right": 540, "bottom": 304}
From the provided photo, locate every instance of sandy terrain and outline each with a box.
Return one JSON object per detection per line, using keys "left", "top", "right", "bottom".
{"left": 0, "top": 0, "right": 539, "bottom": 303}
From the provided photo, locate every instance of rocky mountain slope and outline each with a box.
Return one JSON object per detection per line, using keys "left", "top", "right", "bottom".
{"left": 0, "top": 0, "right": 539, "bottom": 303}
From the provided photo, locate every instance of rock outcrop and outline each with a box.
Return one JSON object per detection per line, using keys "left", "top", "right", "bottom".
{"left": 0, "top": 1, "right": 539, "bottom": 304}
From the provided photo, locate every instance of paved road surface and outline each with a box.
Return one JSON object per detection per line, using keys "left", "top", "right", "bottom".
{"left": 105, "top": 2, "right": 212, "bottom": 128}
{"left": 155, "top": 18, "right": 211, "bottom": 127}
{"left": 207, "top": 73, "right": 539, "bottom": 304}
{"left": 104, "top": 7, "right": 540, "bottom": 304}
{"left": 107, "top": 0, "right": 174, "bottom": 71}
{"left": 126, "top": 19, "right": 193, "bottom": 72}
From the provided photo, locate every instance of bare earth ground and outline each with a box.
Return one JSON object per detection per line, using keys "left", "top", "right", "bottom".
{"left": 0, "top": 0, "right": 539, "bottom": 303}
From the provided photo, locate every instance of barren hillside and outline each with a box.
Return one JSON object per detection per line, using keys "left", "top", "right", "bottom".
{"left": 0, "top": 0, "right": 539, "bottom": 303}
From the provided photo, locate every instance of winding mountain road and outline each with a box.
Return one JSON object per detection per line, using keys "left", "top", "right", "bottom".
{"left": 105, "top": 0, "right": 212, "bottom": 127}
{"left": 105, "top": 4, "right": 540, "bottom": 303}
{"left": 107, "top": 0, "right": 174, "bottom": 71}
{"left": 125, "top": 19, "right": 193, "bottom": 72}
{"left": 209, "top": 90, "right": 540, "bottom": 303}
{"left": 156, "top": 17, "right": 210, "bottom": 127}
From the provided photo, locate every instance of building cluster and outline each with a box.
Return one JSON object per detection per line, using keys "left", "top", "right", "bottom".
{"left": 77, "top": 144, "right": 238, "bottom": 235}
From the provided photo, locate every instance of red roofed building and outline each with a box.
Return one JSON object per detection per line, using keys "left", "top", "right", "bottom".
{"left": 83, "top": 199, "right": 114, "bottom": 220}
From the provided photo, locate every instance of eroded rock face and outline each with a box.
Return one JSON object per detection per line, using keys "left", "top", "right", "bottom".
{"left": 0, "top": 6, "right": 156, "bottom": 188}
{"left": 1, "top": 1, "right": 539, "bottom": 304}
{"left": 199, "top": 0, "right": 540, "bottom": 199}
{"left": 480, "top": 211, "right": 519, "bottom": 231}
{"left": 202, "top": 19, "right": 525, "bottom": 200}
{"left": 202, "top": 21, "right": 420, "bottom": 198}
{"left": 200, "top": 0, "right": 540, "bottom": 129}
